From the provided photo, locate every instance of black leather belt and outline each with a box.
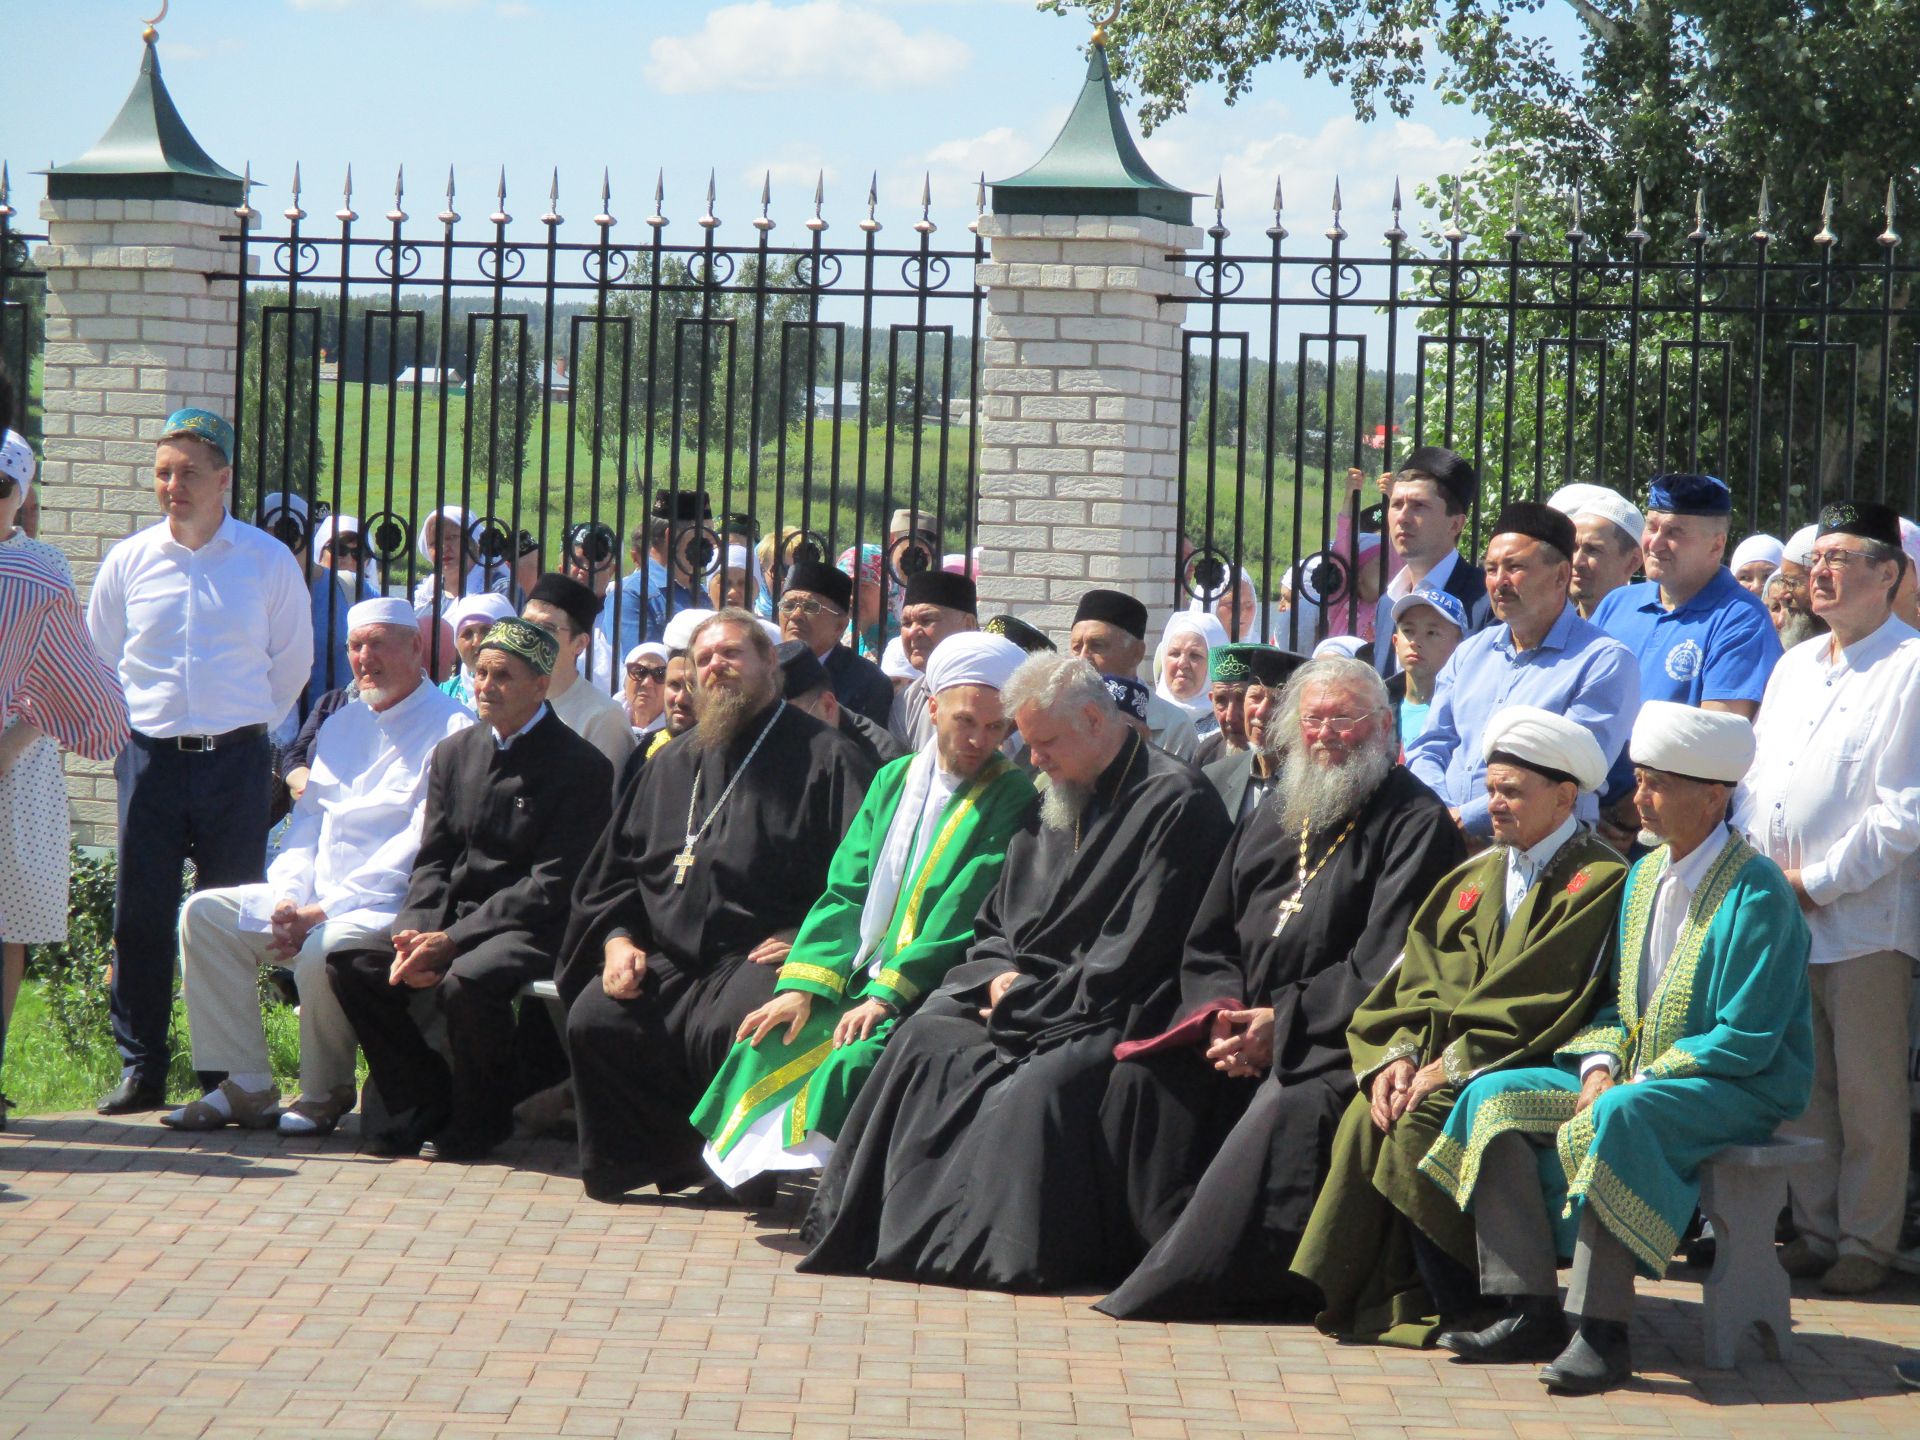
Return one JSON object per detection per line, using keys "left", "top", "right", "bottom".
{"left": 136, "top": 723, "right": 268, "bottom": 753}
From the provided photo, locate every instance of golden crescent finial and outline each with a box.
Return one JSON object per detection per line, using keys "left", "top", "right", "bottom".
{"left": 1092, "top": 1, "right": 1122, "bottom": 48}
{"left": 142, "top": 0, "right": 168, "bottom": 42}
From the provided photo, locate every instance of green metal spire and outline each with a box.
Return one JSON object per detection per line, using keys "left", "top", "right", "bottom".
{"left": 44, "top": 34, "right": 243, "bottom": 205}
{"left": 990, "top": 39, "right": 1194, "bottom": 223}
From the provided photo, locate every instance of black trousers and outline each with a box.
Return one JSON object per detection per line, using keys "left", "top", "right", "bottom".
{"left": 111, "top": 732, "right": 272, "bottom": 1083}
{"left": 327, "top": 932, "right": 549, "bottom": 1133}
{"left": 566, "top": 952, "right": 778, "bottom": 1191}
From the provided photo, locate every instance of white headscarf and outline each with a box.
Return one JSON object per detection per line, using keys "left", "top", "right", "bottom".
{"left": 1153, "top": 610, "right": 1228, "bottom": 720}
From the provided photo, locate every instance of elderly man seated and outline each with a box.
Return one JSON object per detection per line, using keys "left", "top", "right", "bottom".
{"left": 1292, "top": 707, "right": 1627, "bottom": 1346}
{"left": 1069, "top": 589, "right": 1200, "bottom": 760}
{"left": 163, "top": 599, "right": 472, "bottom": 1135}
{"left": 327, "top": 619, "right": 614, "bottom": 1159}
{"left": 1423, "top": 703, "right": 1810, "bottom": 1394}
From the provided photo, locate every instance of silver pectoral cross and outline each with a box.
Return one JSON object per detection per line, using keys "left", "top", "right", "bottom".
{"left": 672, "top": 846, "right": 697, "bottom": 887}
{"left": 1273, "top": 894, "right": 1305, "bottom": 938}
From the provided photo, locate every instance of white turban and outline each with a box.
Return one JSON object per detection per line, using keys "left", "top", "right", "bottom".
{"left": 310, "top": 512, "right": 361, "bottom": 559}
{"left": 1729, "top": 533, "right": 1784, "bottom": 574}
{"left": 661, "top": 608, "right": 716, "bottom": 654}
{"left": 924, "top": 633, "right": 1027, "bottom": 695}
{"left": 880, "top": 635, "right": 921, "bottom": 681}
{"left": 1783, "top": 525, "right": 1819, "bottom": 567}
{"left": 1629, "top": 700, "right": 1754, "bottom": 785}
{"left": 345, "top": 597, "right": 417, "bottom": 632}
{"left": 1548, "top": 483, "right": 1644, "bottom": 544}
{"left": 446, "top": 592, "right": 515, "bottom": 635}
{"left": 1482, "top": 705, "right": 1608, "bottom": 793}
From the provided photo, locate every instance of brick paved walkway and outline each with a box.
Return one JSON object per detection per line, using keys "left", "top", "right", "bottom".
{"left": 2, "top": 1116, "right": 1918, "bottom": 1439}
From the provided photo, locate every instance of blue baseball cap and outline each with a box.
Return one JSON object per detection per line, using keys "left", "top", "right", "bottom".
{"left": 1390, "top": 585, "right": 1468, "bottom": 635}
{"left": 160, "top": 408, "right": 235, "bottom": 465}
{"left": 1647, "top": 472, "right": 1731, "bottom": 517}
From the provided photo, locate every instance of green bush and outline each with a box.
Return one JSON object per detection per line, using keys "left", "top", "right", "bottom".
{"left": 27, "top": 847, "right": 116, "bottom": 1049}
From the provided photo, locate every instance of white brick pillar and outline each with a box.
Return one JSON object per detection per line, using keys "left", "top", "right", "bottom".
{"left": 972, "top": 213, "right": 1199, "bottom": 640}
{"left": 35, "top": 196, "right": 246, "bottom": 847}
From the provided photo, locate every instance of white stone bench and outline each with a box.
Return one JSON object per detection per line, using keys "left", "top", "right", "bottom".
{"left": 1696, "top": 1133, "right": 1824, "bottom": 1368}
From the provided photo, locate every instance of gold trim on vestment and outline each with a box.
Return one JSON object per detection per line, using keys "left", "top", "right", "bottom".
{"left": 712, "top": 1038, "right": 837, "bottom": 1154}
{"left": 778, "top": 962, "right": 847, "bottom": 997}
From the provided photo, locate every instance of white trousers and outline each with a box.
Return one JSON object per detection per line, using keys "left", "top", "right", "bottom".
{"left": 178, "top": 884, "right": 386, "bottom": 1101}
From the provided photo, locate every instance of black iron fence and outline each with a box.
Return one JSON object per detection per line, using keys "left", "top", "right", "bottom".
{"left": 225, "top": 169, "right": 986, "bottom": 688}
{"left": 0, "top": 169, "right": 45, "bottom": 443}
{"left": 1176, "top": 185, "right": 1920, "bottom": 651}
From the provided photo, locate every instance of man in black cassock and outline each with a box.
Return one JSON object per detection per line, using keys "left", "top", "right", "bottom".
{"left": 558, "top": 609, "right": 872, "bottom": 1201}
{"left": 1094, "top": 655, "right": 1464, "bottom": 1319}
{"left": 328, "top": 618, "right": 613, "bottom": 1160}
{"left": 798, "top": 651, "right": 1233, "bottom": 1292}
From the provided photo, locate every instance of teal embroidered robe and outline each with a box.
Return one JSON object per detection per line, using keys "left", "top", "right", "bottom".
{"left": 1421, "top": 831, "right": 1814, "bottom": 1278}
{"left": 691, "top": 752, "right": 1035, "bottom": 1163}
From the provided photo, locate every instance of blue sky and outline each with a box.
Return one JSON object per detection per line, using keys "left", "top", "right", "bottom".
{"left": 5, "top": 0, "right": 1586, "bottom": 245}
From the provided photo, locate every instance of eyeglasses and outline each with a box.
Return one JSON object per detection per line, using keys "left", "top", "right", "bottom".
{"left": 1810, "top": 546, "right": 1881, "bottom": 573}
{"left": 1299, "top": 712, "right": 1377, "bottom": 736}
{"left": 626, "top": 663, "right": 667, "bottom": 683}
{"left": 776, "top": 595, "right": 844, "bottom": 618}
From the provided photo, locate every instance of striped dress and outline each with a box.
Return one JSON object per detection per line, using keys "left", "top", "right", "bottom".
{"left": 0, "top": 535, "right": 128, "bottom": 941}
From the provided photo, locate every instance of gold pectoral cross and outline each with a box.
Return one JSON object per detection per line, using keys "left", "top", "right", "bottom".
{"left": 1273, "top": 894, "right": 1305, "bottom": 938}
{"left": 672, "top": 846, "right": 697, "bottom": 887}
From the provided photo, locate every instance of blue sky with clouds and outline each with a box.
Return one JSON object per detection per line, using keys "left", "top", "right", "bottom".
{"left": 7, "top": 0, "right": 1587, "bottom": 245}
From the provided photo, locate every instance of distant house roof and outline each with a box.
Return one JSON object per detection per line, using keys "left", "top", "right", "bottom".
{"left": 394, "top": 367, "right": 464, "bottom": 387}
{"left": 811, "top": 383, "right": 864, "bottom": 411}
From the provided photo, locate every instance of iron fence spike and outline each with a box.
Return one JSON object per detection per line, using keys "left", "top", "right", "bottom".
{"left": 976, "top": 171, "right": 986, "bottom": 212}
{"left": 498, "top": 166, "right": 507, "bottom": 203}
{"left": 1392, "top": 176, "right": 1402, "bottom": 216}
{"left": 1757, "top": 174, "right": 1771, "bottom": 224}
{"left": 1214, "top": 175, "right": 1224, "bottom": 215}
{"left": 707, "top": 169, "right": 717, "bottom": 207}
{"left": 343, "top": 164, "right": 352, "bottom": 202}
{"left": 654, "top": 167, "right": 663, "bottom": 207}
{"left": 237, "top": 160, "right": 257, "bottom": 220}
{"left": 861, "top": 171, "right": 880, "bottom": 232}
{"left": 761, "top": 171, "right": 772, "bottom": 210}
{"left": 1814, "top": 180, "right": 1837, "bottom": 247}
{"left": 394, "top": 164, "right": 404, "bottom": 203}
{"left": 1326, "top": 175, "right": 1346, "bottom": 241}
{"left": 291, "top": 161, "right": 301, "bottom": 200}
{"left": 1882, "top": 177, "right": 1900, "bottom": 248}
{"left": 286, "top": 161, "right": 306, "bottom": 222}
{"left": 815, "top": 171, "right": 825, "bottom": 208}
{"left": 550, "top": 167, "right": 560, "bottom": 204}
{"left": 1, "top": 161, "right": 9, "bottom": 206}
{"left": 337, "top": 163, "right": 357, "bottom": 222}
{"left": 1273, "top": 174, "right": 1284, "bottom": 217}
{"left": 1504, "top": 183, "right": 1524, "bottom": 242}
{"left": 921, "top": 172, "right": 932, "bottom": 209}
{"left": 446, "top": 164, "right": 455, "bottom": 201}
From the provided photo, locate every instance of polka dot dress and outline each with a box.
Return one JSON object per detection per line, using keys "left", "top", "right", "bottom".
{"left": 0, "top": 534, "right": 76, "bottom": 944}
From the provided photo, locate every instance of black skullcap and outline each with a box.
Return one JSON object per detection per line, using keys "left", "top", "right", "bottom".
{"left": 775, "top": 638, "right": 831, "bottom": 699}
{"left": 1816, "top": 498, "right": 1903, "bottom": 550}
{"left": 982, "top": 614, "right": 1055, "bottom": 653}
{"left": 903, "top": 569, "right": 977, "bottom": 613}
{"left": 784, "top": 560, "right": 853, "bottom": 612}
{"left": 1492, "top": 500, "right": 1577, "bottom": 561}
{"left": 526, "top": 571, "right": 600, "bottom": 634}
{"left": 651, "top": 488, "right": 711, "bottom": 522}
{"left": 1396, "top": 445, "right": 1477, "bottom": 513}
{"left": 722, "top": 510, "right": 759, "bottom": 541}
{"left": 1073, "top": 588, "right": 1148, "bottom": 641}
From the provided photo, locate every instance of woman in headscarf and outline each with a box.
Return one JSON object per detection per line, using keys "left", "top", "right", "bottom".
{"left": 709, "top": 542, "right": 767, "bottom": 614}
{"left": 1152, "top": 610, "right": 1229, "bottom": 736}
{"left": 412, "top": 504, "right": 475, "bottom": 615}
{"left": 623, "top": 641, "right": 670, "bottom": 740}
{"left": 837, "top": 541, "right": 897, "bottom": 659}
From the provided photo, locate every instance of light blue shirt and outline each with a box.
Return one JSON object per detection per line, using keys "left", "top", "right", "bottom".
{"left": 1406, "top": 601, "right": 1640, "bottom": 839}
{"left": 603, "top": 556, "right": 706, "bottom": 658}
{"left": 1502, "top": 814, "right": 1581, "bottom": 922}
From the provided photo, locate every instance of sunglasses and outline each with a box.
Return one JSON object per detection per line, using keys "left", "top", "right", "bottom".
{"left": 626, "top": 663, "right": 668, "bottom": 683}
{"left": 0, "top": 477, "right": 16, "bottom": 500}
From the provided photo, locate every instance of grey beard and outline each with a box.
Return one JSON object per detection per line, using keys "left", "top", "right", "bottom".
{"left": 691, "top": 677, "right": 773, "bottom": 753}
{"left": 1039, "top": 778, "right": 1091, "bottom": 832}
{"left": 1777, "top": 610, "right": 1824, "bottom": 649}
{"left": 1275, "top": 739, "right": 1393, "bottom": 834}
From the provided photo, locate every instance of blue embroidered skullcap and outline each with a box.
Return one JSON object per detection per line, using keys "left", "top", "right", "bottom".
{"left": 1101, "top": 673, "right": 1151, "bottom": 723}
{"left": 1646, "top": 472, "right": 1731, "bottom": 516}
{"left": 160, "top": 408, "right": 235, "bottom": 465}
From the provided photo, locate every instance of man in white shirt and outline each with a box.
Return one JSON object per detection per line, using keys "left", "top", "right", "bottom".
{"left": 160, "top": 600, "right": 471, "bottom": 1135}
{"left": 86, "top": 409, "right": 312, "bottom": 1115}
{"left": 1736, "top": 498, "right": 1920, "bottom": 1295}
{"left": 521, "top": 572, "right": 634, "bottom": 771}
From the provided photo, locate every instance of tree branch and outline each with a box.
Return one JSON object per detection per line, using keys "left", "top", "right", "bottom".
{"left": 1561, "top": 0, "right": 1623, "bottom": 45}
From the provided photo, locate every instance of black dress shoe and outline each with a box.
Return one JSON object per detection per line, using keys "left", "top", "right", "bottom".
{"left": 97, "top": 1076, "right": 168, "bottom": 1115}
{"left": 1539, "top": 1318, "right": 1633, "bottom": 1394}
{"left": 363, "top": 1102, "right": 452, "bottom": 1158}
{"left": 1439, "top": 1296, "right": 1570, "bottom": 1364}
{"left": 419, "top": 1121, "right": 511, "bottom": 1163}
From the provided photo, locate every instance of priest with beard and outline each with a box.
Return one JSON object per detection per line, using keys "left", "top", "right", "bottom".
{"left": 1094, "top": 657, "right": 1465, "bottom": 1320}
{"left": 798, "top": 652, "right": 1233, "bottom": 1291}
{"left": 1291, "top": 707, "right": 1626, "bottom": 1347}
{"left": 557, "top": 609, "right": 872, "bottom": 1202}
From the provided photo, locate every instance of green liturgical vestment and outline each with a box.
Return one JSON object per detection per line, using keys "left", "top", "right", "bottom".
{"left": 1290, "top": 829, "right": 1625, "bottom": 1346}
{"left": 1421, "top": 830, "right": 1813, "bottom": 1277}
{"left": 692, "top": 750, "right": 1034, "bottom": 1182}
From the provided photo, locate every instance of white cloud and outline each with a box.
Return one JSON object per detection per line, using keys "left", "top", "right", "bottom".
{"left": 646, "top": 1, "right": 970, "bottom": 96}
{"left": 739, "top": 160, "right": 842, "bottom": 199}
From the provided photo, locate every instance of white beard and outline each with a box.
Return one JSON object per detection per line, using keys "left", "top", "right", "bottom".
{"left": 1039, "top": 778, "right": 1091, "bottom": 832}
{"left": 1274, "top": 738, "right": 1393, "bottom": 834}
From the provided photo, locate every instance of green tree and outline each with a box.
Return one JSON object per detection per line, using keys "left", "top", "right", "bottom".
{"left": 238, "top": 297, "right": 326, "bottom": 522}
{"left": 467, "top": 314, "right": 533, "bottom": 494}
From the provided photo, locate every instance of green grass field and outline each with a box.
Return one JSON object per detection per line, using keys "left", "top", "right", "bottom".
{"left": 294, "top": 384, "right": 1336, "bottom": 583}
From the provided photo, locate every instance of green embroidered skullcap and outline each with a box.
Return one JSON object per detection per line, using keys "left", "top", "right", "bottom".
{"left": 477, "top": 617, "right": 559, "bottom": 676}
{"left": 1209, "top": 643, "right": 1302, "bottom": 688}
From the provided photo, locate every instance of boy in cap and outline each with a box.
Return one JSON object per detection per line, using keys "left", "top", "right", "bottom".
{"left": 1386, "top": 586, "right": 1467, "bottom": 751}
{"left": 88, "top": 408, "right": 313, "bottom": 1114}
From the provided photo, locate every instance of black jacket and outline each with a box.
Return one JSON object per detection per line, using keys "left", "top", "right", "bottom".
{"left": 823, "top": 643, "right": 895, "bottom": 729}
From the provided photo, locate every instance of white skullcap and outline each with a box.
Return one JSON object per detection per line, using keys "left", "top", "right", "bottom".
{"left": 309, "top": 512, "right": 361, "bottom": 558}
{"left": 924, "top": 633, "right": 1027, "bottom": 695}
{"left": 256, "top": 488, "right": 308, "bottom": 521}
{"left": 446, "top": 592, "right": 515, "bottom": 635}
{"left": 757, "top": 617, "right": 783, "bottom": 646}
{"left": 345, "top": 597, "right": 417, "bottom": 631}
{"left": 1482, "top": 705, "right": 1608, "bottom": 793}
{"left": 1549, "top": 482, "right": 1644, "bottom": 543}
{"left": 624, "top": 641, "right": 669, "bottom": 666}
{"left": 0, "top": 430, "right": 34, "bottom": 494}
{"left": 880, "top": 635, "right": 920, "bottom": 680}
{"left": 1900, "top": 517, "right": 1920, "bottom": 570}
{"left": 661, "top": 607, "right": 716, "bottom": 654}
{"left": 1729, "top": 533, "right": 1784, "bottom": 574}
{"left": 1311, "top": 635, "right": 1370, "bottom": 661}
{"left": 724, "top": 543, "right": 751, "bottom": 573}
{"left": 1784, "top": 524, "right": 1819, "bottom": 567}
{"left": 1630, "top": 700, "right": 1755, "bottom": 785}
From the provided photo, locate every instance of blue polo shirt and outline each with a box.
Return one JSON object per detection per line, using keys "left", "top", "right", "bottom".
{"left": 1589, "top": 566, "right": 1781, "bottom": 708}
{"left": 1405, "top": 602, "right": 1641, "bottom": 839}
